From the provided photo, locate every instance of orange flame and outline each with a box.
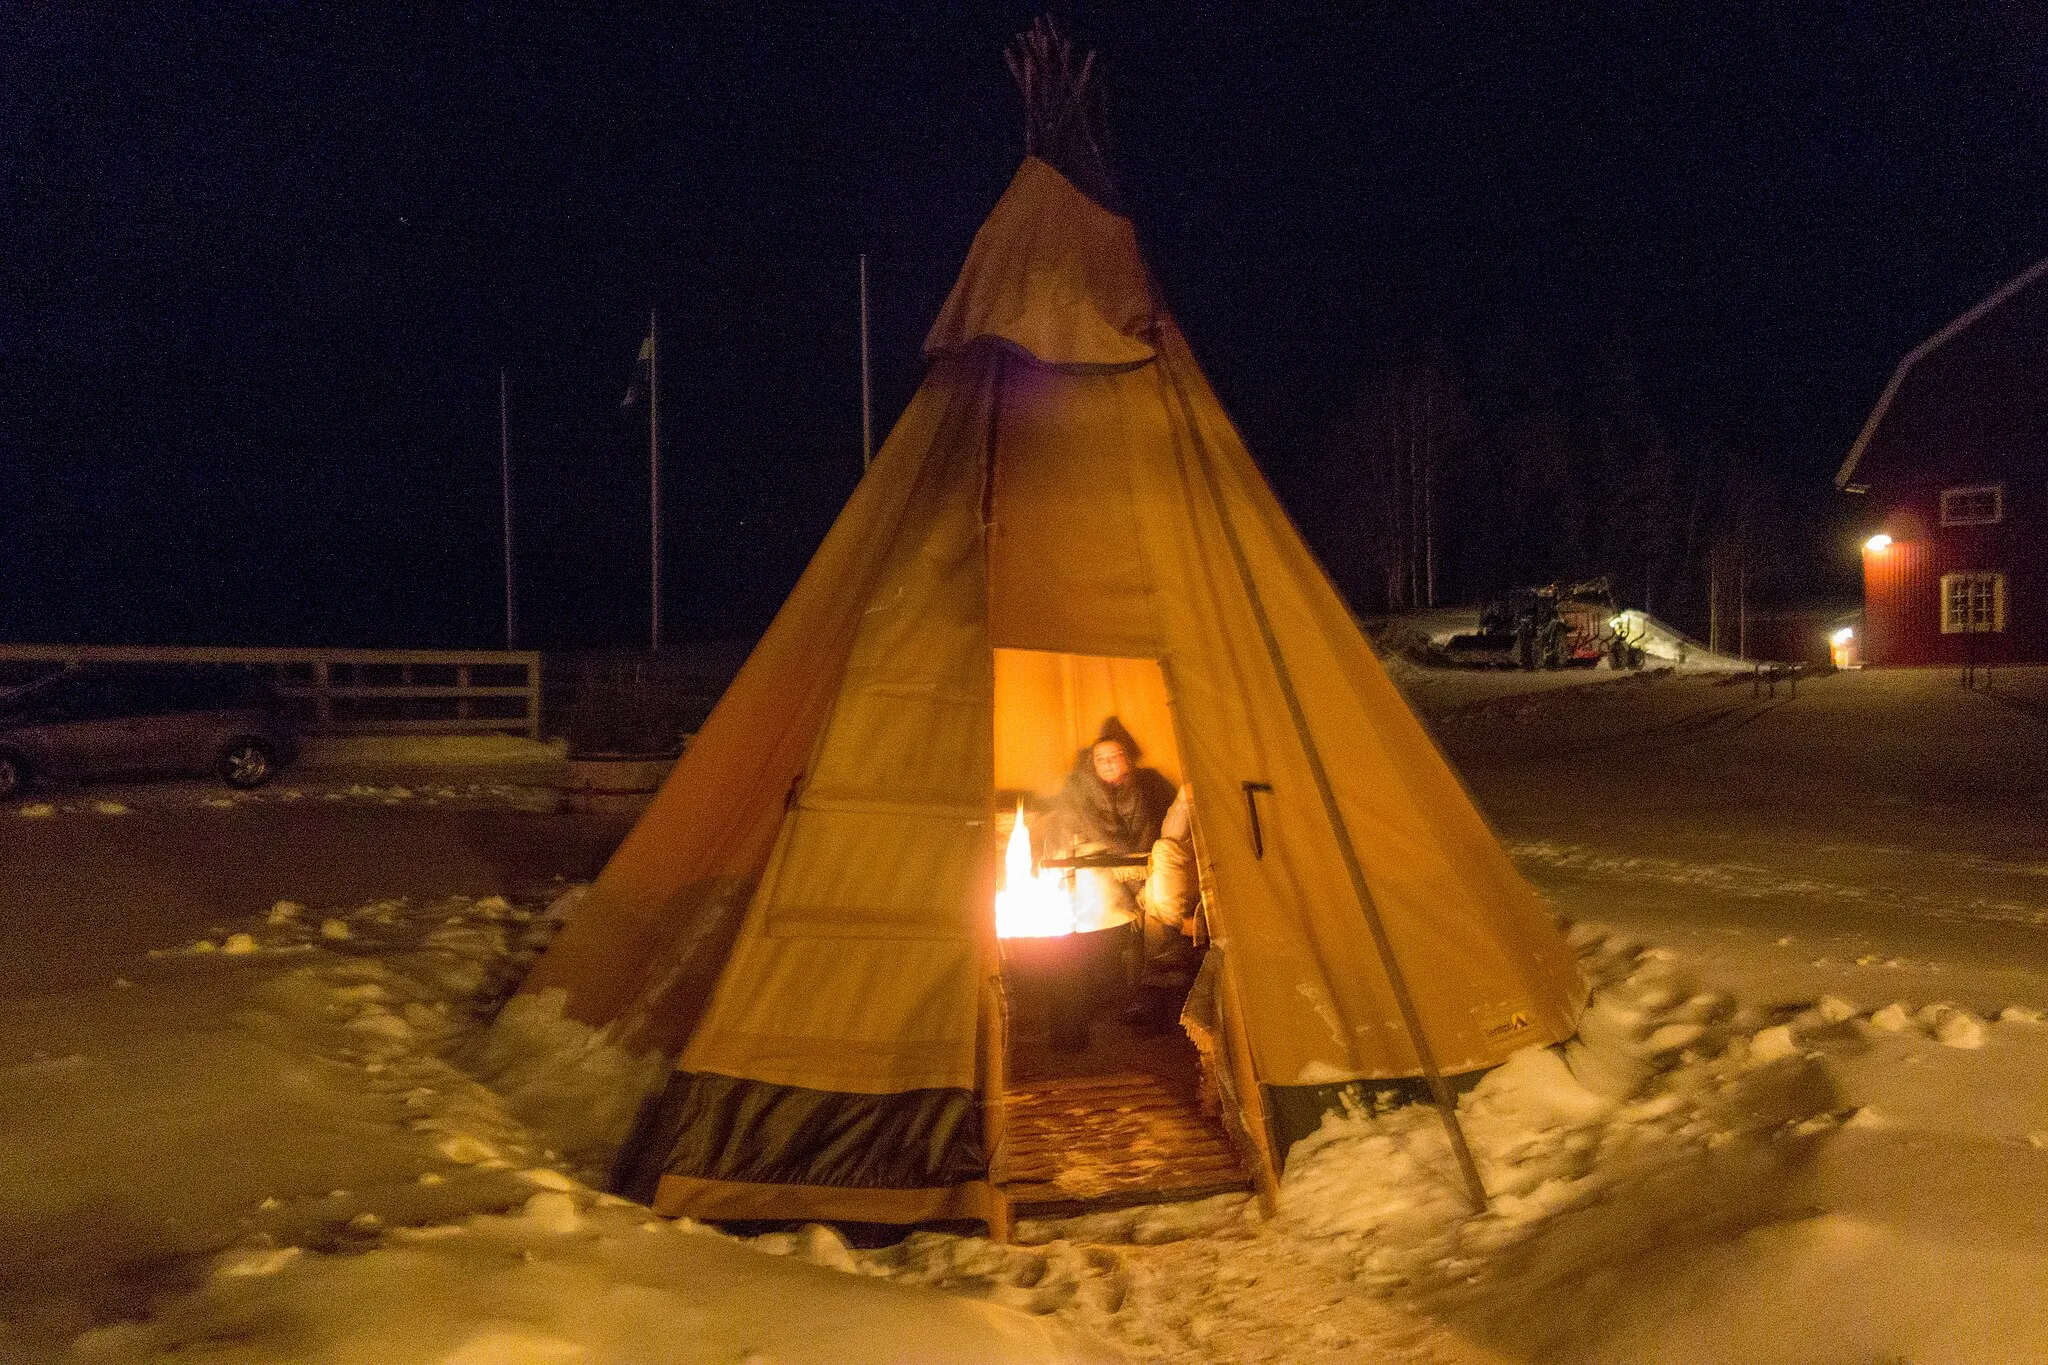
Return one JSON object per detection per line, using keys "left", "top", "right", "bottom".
{"left": 994, "top": 804, "right": 1077, "bottom": 938}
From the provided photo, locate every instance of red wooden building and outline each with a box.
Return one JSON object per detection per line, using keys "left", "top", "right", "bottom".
{"left": 1837, "top": 256, "right": 2048, "bottom": 666}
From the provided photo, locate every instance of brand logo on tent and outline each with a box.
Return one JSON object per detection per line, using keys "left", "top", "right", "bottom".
{"left": 1485, "top": 1010, "right": 1533, "bottom": 1038}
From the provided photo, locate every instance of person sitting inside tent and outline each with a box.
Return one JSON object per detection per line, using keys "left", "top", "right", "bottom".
{"left": 1047, "top": 719, "right": 1203, "bottom": 1028}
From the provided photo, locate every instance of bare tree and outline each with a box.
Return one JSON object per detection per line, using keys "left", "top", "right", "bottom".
{"left": 1312, "top": 322, "right": 1797, "bottom": 642}
{"left": 1319, "top": 342, "right": 1469, "bottom": 613}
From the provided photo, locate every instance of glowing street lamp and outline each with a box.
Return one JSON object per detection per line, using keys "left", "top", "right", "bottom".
{"left": 1864, "top": 533, "right": 1893, "bottom": 553}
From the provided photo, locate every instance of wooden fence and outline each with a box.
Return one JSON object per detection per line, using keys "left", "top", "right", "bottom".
{"left": 0, "top": 646, "right": 541, "bottom": 738}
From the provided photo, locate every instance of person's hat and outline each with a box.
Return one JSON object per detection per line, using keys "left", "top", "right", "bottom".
{"left": 1091, "top": 715, "right": 1140, "bottom": 760}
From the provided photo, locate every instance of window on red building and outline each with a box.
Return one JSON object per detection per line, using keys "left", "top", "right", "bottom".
{"left": 1940, "top": 572, "right": 2006, "bottom": 633}
{"left": 1939, "top": 484, "right": 2003, "bottom": 526}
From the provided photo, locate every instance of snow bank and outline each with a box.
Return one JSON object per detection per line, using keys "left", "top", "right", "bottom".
{"left": 73, "top": 1183, "right": 1119, "bottom": 1365}
{"left": 1554, "top": 989, "right": 2048, "bottom": 1363}
{"left": 1609, "top": 608, "right": 1754, "bottom": 671}
{"left": 856, "top": 925, "right": 2048, "bottom": 1363}
{"left": 1271, "top": 931, "right": 1817, "bottom": 1280}
{"left": 787, "top": 929, "right": 1815, "bottom": 1360}
{"left": 469, "top": 989, "right": 669, "bottom": 1167}
{"left": 19, "top": 884, "right": 1122, "bottom": 1363}
{"left": 7, "top": 779, "right": 558, "bottom": 818}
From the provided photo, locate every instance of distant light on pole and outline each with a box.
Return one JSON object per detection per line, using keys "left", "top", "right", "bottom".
{"left": 1864, "top": 533, "right": 1892, "bottom": 553}
{"left": 1830, "top": 623, "right": 1859, "bottom": 669}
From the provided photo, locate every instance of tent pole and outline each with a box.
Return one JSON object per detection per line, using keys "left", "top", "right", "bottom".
{"left": 978, "top": 359, "right": 1012, "bottom": 1241}
{"left": 1219, "top": 954, "right": 1283, "bottom": 1216}
{"left": 1168, "top": 368, "right": 1490, "bottom": 1216}
{"left": 1176, "top": 774, "right": 1282, "bottom": 1214}
{"left": 860, "top": 253, "right": 874, "bottom": 471}
{"left": 650, "top": 306, "right": 662, "bottom": 653}
{"left": 979, "top": 974, "right": 1012, "bottom": 1242}
{"left": 500, "top": 367, "right": 516, "bottom": 650}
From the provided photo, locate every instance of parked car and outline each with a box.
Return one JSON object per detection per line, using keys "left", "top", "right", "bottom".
{"left": 0, "top": 665, "right": 298, "bottom": 800}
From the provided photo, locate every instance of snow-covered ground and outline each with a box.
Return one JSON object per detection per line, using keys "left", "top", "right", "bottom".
{"left": 4, "top": 665, "right": 2046, "bottom": 1362}
{"left": 6, "top": 735, "right": 571, "bottom": 822}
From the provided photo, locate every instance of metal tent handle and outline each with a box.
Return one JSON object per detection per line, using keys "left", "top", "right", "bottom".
{"left": 1242, "top": 781, "right": 1272, "bottom": 858}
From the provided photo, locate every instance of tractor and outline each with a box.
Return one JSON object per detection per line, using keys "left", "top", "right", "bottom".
{"left": 1444, "top": 577, "right": 1643, "bottom": 670}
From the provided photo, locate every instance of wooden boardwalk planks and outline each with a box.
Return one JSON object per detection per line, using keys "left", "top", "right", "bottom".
{"left": 999, "top": 1070, "right": 1251, "bottom": 1215}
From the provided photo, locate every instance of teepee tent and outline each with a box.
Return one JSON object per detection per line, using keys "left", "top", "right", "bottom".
{"left": 517, "top": 23, "right": 1585, "bottom": 1235}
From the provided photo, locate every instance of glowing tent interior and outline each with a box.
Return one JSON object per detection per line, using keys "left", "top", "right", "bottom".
{"left": 513, "top": 21, "right": 1587, "bottom": 1235}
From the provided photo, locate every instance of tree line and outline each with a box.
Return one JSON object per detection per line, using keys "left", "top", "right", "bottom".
{"left": 1296, "top": 332, "right": 1805, "bottom": 649}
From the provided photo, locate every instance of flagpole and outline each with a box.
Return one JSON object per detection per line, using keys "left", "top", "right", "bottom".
{"left": 859, "top": 254, "right": 874, "bottom": 470}
{"left": 649, "top": 306, "right": 662, "bottom": 652}
{"left": 499, "top": 368, "right": 516, "bottom": 650}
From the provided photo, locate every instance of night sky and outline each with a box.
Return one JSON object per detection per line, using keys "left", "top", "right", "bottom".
{"left": 6, "top": 4, "right": 2045, "bottom": 650}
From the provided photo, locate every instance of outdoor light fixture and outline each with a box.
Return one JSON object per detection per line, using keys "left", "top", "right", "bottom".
{"left": 1864, "top": 533, "right": 1893, "bottom": 552}
{"left": 1832, "top": 627, "right": 1855, "bottom": 645}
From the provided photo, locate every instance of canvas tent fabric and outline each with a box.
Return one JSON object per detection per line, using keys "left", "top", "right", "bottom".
{"left": 518, "top": 155, "right": 1587, "bottom": 1230}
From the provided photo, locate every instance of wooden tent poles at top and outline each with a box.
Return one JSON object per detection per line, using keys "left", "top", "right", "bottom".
{"left": 1005, "top": 17, "right": 1122, "bottom": 213}
{"left": 1006, "top": 16, "right": 1094, "bottom": 159}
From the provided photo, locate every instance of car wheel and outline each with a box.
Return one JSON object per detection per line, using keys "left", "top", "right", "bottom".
{"left": 217, "top": 739, "right": 275, "bottom": 790}
{"left": 0, "top": 752, "right": 23, "bottom": 801}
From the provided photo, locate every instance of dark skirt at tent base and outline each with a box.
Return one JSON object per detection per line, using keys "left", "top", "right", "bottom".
{"left": 614, "top": 973, "right": 1256, "bottom": 1226}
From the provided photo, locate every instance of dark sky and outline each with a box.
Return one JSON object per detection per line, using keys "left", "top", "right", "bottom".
{"left": 5, "top": 4, "right": 2045, "bottom": 649}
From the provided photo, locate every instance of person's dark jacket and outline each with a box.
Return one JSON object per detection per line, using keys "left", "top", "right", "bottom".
{"left": 1050, "top": 757, "right": 1179, "bottom": 855}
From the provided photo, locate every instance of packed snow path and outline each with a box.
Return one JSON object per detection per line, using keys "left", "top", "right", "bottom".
{"left": 1433, "top": 665, "right": 2048, "bottom": 1013}
{"left": 2, "top": 667, "right": 2045, "bottom": 1362}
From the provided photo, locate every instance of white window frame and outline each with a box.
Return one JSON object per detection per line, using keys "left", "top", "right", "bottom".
{"left": 1939, "top": 571, "right": 2006, "bottom": 634}
{"left": 1939, "top": 483, "right": 2003, "bottom": 527}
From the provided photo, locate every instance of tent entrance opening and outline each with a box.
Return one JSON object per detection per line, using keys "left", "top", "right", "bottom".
{"left": 992, "top": 648, "right": 1250, "bottom": 1213}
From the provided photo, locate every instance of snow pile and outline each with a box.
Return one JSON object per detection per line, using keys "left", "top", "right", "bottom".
{"left": 20, "top": 885, "right": 1119, "bottom": 1363}
{"left": 468, "top": 984, "right": 671, "bottom": 1164}
{"left": 7, "top": 780, "right": 558, "bottom": 817}
{"left": 195, "top": 892, "right": 600, "bottom": 1190}
{"left": 73, "top": 1179, "right": 1119, "bottom": 1365}
{"left": 877, "top": 928, "right": 1838, "bottom": 1361}
{"left": 1262, "top": 933, "right": 2048, "bottom": 1364}
{"left": 1609, "top": 608, "right": 1753, "bottom": 671}
{"left": 313, "top": 781, "right": 558, "bottom": 811}
{"left": 1533, "top": 985, "right": 2048, "bottom": 1364}
{"left": 818, "top": 925, "right": 2048, "bottom": 1364}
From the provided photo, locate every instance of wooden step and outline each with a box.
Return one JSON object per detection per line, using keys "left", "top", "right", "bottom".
{"left": 998, "top": 1069, "right": 1251, "bottom": 1215}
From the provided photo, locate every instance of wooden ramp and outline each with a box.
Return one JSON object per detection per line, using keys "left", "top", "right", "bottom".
{"left": 999, "top": 1070, "right": 1251, "bottom": 1216}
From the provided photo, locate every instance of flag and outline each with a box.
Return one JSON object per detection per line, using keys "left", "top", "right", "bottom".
{"left": 621, "top": 333, "right": 653, "bottom": 409}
